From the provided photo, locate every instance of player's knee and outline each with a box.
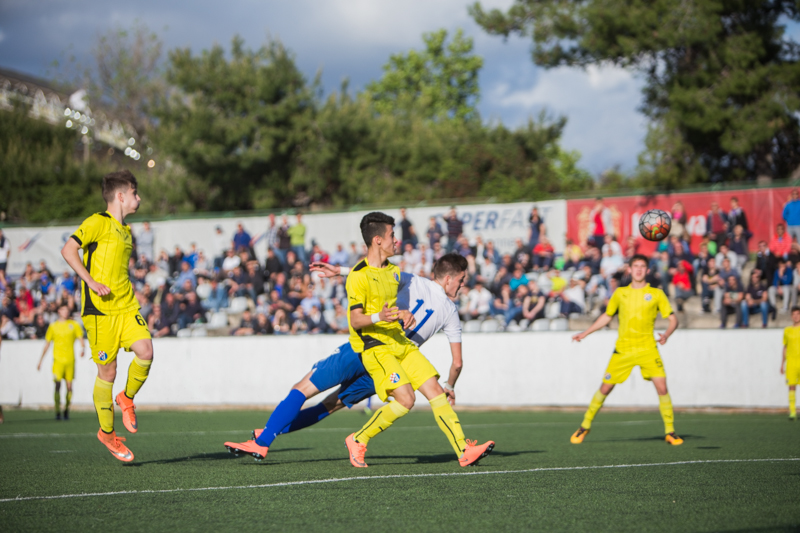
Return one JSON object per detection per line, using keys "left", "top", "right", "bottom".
{"left": 393, "top": 389, "right": 415, "bottom": 409}
{"left": 136, "top": 342, "right": 154, "bottom": 361}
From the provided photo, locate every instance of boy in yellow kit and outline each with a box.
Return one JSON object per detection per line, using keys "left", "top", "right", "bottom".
{"left": 344, "top": 212, "right": 493, "bottom": 468}
{"left": 61, "top": 170, "right": 154, "bottom": 462}
{"left": 571, "top": 254, "right": 683, "bottom": 445}
{"left": 781, "top": 306, "right": 800, "bottom": 421}
{"left": 37, "top": 304, "right": 85, "bottom": 420}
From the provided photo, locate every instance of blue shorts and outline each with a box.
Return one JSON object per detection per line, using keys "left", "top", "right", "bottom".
{"left": 309, "top": 343, "right": 376, "bottom": 408}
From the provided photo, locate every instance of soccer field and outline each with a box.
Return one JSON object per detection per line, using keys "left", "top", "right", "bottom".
{"left": 0, "top": 408, "right": 798, "bottom": 532}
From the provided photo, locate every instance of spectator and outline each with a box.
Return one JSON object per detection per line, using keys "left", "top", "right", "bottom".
{"left": 211, "top": 225, "right": 228, "bottom": 270}
{"left": 232, "top": 222, "right": 253, "bottom": 255}
{"left": 148, "top": 305, "right": 174, "bottom": 338}
{"left": 692, "top": 243, "right": 711, "bottom": 282}
{"left": 563, "top": 238, "right": 584, "bottom": 270}
{"left": 402, "top": 243, "right": 422, "bottom": 273}
{"left": 272, "top": 308, "right": 290, "bottom": 334}
{"left": 444, "top": 207, "right": 464, "bottom": 253}
{"left": 770, "top": 260, "right": 794, "bottom": 314}
{"left": 706, "top": 201, "right": 729, "bottom": 248}
{"left": 426, "top": 216, "right": 443, "bottom": 249}
{"left": 600, "top": 245, "right": 625, "bottom": 282}
{"left": 305, "top": 305, "right": 330, "bottom": 334}
{"left": 715, "top": 244, "right": 739, "bottom": 274}
{"left": 483, "top": 240, "right": 501, "bottom": 266}
{"left": 504, "top": 284, "right": 527, "bottom": 325}
{"left": 623, "top": 235, "right": 640, "bottom": 262}
{"left": 671, "top": 201, "right": 689, "bottom": 241}
{"left": 701, "top": 257, "right": 722, "bottom": 313}
{"left": 288, "top": 213, "right": 307, "bottom": 266}
{"left": 178, "top": 291, "right": 205, "bottom": 330}
{"left": 532, "top": 236, "right": 555, "bottom": 271}
{"left": 560, "top": 275, "right": 586, "bottom": 317}
{"left": 228, "top": 265, "right": 253, "bottom": 300}
{"left": 672, "top": 261, "right": 694, "bottom": 312}
{"left": 329, "top": 243, "right": 349, "bottom": 267}
{"left": 1, "top": 313, "right": 20, "bottom": 340}
{"left": 755, "top": 240, "right": 778, "bottom": 285}
{"left": 0, "top": 228, "right": 10, "bottom": 286}
{"left": 528, "top": 206, "right": 545, "bottom": 249}
{"left": 770, "top": 223, "right": 793, "bottom": 260}
{"left": 398, "top": 208, "right": 417, "bottom": 249}
{"left": 160, "top": 292, "right": 181, "bottom": 326}
{"left": 728, "top": 225, "right": 751, "bottom": 269}
{"left": 720, "top": 275, "right": 744, "bottom": 328}
{"left": 221, "top": 248, "right": 241, "bottom": 276}
{"left": 783, "top": 189, "right": 800, "bottom": 243}
{"left": 718, "top": 257, "right": 740, "bottom": 289}
{"left": 168, "top": 245, "right": 184, "bottom": 277}
{"left": 522, "top": 279, "right": 547, "bottom": 322}
{"left": 55, "top": 271, "right": 76, "bottom": 296}
{"left": 265, "top": 213, "right": 280, "bottom": 264}
{"left": 174, "top": 260, "right": 197, "bottom": 291}
{"left": 233, "top": 309, "right": 257, "bottom": 336}
{"left": 741, "top": 270, "right": 771, "bottom": 328}
{"left": 193, "top": 250, "right": 213, "bottom": 278}
{"left": 508, "top": 265, "right": 529, "bottom": 292}
{"left": 601, "top": 234, "right": 623, "bottom": 259}
{"left": 588, "top": 197, "right": 613, "bottom": 248}
{"left": 254, "top": 312, "right": 274, "bottom": 335}
{"left": 466, "top": 281, "right": 493, "bottom": 320}
{"left": 276, "top": 215, "right": 292, "bottom": 267}
{"left": 184, "top": 243, "right": 199, "bottom": 268}
{"left": 264, "top": 248, "right": 284, "bottom": 279}
{"left": 728, "top": 197, "right": 749, "bottom": 231}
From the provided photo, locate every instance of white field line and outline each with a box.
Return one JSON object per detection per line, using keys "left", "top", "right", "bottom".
{"left": 1, "top": 458, "right": 797, "bottom": 504}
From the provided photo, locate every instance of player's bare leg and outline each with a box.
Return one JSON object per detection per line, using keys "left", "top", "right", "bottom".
{"left": 417, "top": 377, "right": 494, "bottom": 466}
{"left": 572, "top": 382, "right": 614, "bottom": 444}
{"left": 652, "top": 377, "right": 683, "bottom": 445}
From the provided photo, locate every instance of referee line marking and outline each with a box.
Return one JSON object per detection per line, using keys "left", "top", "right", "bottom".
{"left": 1, "top": 458, "right": 797, "bottom": 503}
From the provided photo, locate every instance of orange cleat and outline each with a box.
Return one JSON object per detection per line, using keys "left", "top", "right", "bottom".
{"left": 345, "top": 433, "right": 368, "bottom": 468}
{"left": 665, "top": 432, "right": 684, "bottom": 446}
{"left": 252, "top": 428, "right": 263, "bottom": 440}
{"left": 459, "top": 439, "right": 495, "bottom": 467}
{"left": 97, "top": 429, "right": 134, "bottom": 462}
{"left": 115, "top": 392, "right": 138, "bottom": 434}
{"left": 570, "top": 426, "right": 590, "bottom": 444}
{"left": 225, "top": 439, "right": 269, "bottom": 461}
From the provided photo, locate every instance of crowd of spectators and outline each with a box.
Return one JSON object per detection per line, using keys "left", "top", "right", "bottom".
{"left": 3, "top": 191, "right": 800, "bottom": 340}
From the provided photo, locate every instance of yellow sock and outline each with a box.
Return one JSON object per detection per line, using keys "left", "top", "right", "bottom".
{"left": 54, "top": 389, "right": 61, "bottom": 414}
{"left": 581, "top": 390, "right": 607, "bottom": 429}
{"left": 659, "top": 393, "right": 675, "bottom": 434}
{"left": 430, "top": 393, "right": 467, "bottom": 456}
{"left": 354, "top": 401, "right": 409, "bottom": 445}
{"left": 790, "top": 390, "right": 796, "bottom": 418}
{"left": 65, "top": 390, "right": 72, "bottom": 411}
{"left": 93, "top": 378, "right": 114, "bottom": 433}
{"left": 124, "top": 357, "right": 152, "bottom": 399}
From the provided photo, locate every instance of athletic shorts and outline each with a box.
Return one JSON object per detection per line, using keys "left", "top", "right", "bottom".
{"left": 787, "top": 362, "right": 800, "bottom": 386}
{"left": 309, "top": 343, "right": 367, "bottom": 392}
{"left": 361, "top": 342, "right": 439, "bottom": 401}
{"left": 603, "top": 348, "right": 666, "bottom": 384}
{"left": 52, "top": 360, "right": 74, "bottom": 382}
{"left": 84, "top": 310, "right": 151, "bottom": 365}
{"left": 0, "top": 262, "right": 6, "bottom": 273}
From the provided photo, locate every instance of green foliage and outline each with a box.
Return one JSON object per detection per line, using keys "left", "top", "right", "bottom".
{"left": 364, "top": 29, "right": 483, "bottom": 121}
{"left": 152, "top": 36, "right": 316, "bottom": 211}
{"left": 470, "top": 0, "right": 800, "bottom": 184}
{"left": 0, "top": 103, "right": 105, "bottom": 222}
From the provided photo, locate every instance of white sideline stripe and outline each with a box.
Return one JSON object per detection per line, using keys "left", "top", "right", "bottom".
{"left": 1, "top": 458, "right": 797, "bottom": 504}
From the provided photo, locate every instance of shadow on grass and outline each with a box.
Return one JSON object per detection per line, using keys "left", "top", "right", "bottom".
{"left": 696, "top": 446, "right": 721, "bottom": 450}
{"left": 128, "top": 448, "right": 312, "bottom": 466}
{"left": 600, "top": 434, "right": 703, "bottom": 443}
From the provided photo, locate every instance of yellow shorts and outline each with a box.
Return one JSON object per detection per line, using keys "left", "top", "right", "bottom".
{"left": 603, "top": 348, "right": 666, "bottom": 384}
{"left": 361, "top": 342, "right": 439, "bottom": 401}
{"left": 85, "top": 310, "right": 151, "bottom": 365}
{"left": 52, "top": 360, "right": 74, "bottom": 382}
{"left": 787, "top": 362, "right": 800, "bottom": 386}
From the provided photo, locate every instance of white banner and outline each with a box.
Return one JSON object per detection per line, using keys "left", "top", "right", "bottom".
{"left": 2, "top": 200, "right": 566, "bottom": 276}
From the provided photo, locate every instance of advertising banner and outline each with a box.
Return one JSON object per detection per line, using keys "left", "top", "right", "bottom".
{"left": 566, "top": 187, "right": 795, "bottom": 254}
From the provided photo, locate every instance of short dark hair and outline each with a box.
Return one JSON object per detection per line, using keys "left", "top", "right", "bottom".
{"left": 792, "top": 306, "right": 800, "bottom": 313}
{"left": 102, "top": 170, "right": 138, "bottom": 204}
{"left": 433, "top": 253, "right": 468, "bottom": 279}
{"left": 629, "top": 254, "right": 649, "bottom": 266}
{"left": 360, "top": 212, "right": 395, "bottom": 246}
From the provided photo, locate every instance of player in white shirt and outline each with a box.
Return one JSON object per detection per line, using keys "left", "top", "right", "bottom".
{"left": 224, "top": 253, "right": 469, "bottom": 460}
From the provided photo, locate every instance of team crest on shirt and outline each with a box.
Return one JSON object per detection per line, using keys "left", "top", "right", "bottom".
{"left": 394, "top": 272, "right": 400, "bottom": 283}
{"left": 644, "top": 294, "right": 652, "bottom": 301}
{"left": 98, "top": 351, "right": 108, "bottom": 361}
{"left": 389, "top": 373, "right": 401, "bottom": 384}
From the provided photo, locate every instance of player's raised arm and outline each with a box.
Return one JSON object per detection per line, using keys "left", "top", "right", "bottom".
{"left": 61, "top": 237, "right": 110, "bottom": 296}
{"left": 309, "top": 262, "right": 342, "bottom": 278}
{"left": 572, "top": 313, "right": 613, "bottom": 342}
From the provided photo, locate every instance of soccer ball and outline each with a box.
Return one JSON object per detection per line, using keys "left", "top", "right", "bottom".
{"left": 638, "top": 209, "right": 672, "bottom": 241}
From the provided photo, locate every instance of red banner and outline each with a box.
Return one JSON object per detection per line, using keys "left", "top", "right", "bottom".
{"left": 566, "top": 187, "right": 795, "bottom": 254}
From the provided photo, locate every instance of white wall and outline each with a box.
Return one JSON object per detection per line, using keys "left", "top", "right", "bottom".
{"left": 0, "top": 329, "right": 784, "bottom": 409}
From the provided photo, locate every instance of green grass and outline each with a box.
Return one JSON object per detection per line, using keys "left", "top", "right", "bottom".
{"left": 0, "top": 408, "right": 798, "bottom": 532}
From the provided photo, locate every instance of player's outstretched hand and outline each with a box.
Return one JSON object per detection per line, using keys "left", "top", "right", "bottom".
{"left": 445, "top": 388, "right": 456, "bottom": 406}
{"left": 572, "top": 331, "right": 587, "bottom": 342}
{"left": 657, "top": 333, "right": 670, "bottom": 345}
{"left": 396, "top": 309, "right": 416, "bottom": 331}
{"left": 36, "top": 361, "right": 41, "bottom": 371}
{"left": 88, "top": 280, "right": 110, "bottom": 296}
{"left": 309, "top": 262, "right": 340, "bottom": 278}
{"left": 780, "top": 364, "right": 786, "bottom": 375}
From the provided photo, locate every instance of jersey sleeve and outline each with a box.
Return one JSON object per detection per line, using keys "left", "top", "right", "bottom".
{"left": 657, "top": 290, "right": 674, "bottom": 318}
{"left": 605, "top": 290, "right": 620, "bottom": 316}
{"left": 71, "top": 215, "right": 104, "bottom": 249}
{"left": 345, "top": 270, "right": 370, "bottom": 312}
{"left": 442, "top": 307, "right": 462, "bottom": 344}
{"left": 45, "top": 325, "right": 54, "bottom": 342}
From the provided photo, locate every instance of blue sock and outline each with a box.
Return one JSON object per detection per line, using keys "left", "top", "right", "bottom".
{"left": 279, "top": 403, "right": 331, "bottom": 435}
{"left": 255, "top": 389, "right": 306, "bottom": 447}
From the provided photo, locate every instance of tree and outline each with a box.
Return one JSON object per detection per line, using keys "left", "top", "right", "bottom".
{"left": 364, "top": 29, "right": 483, "bottom": 121}
{"left": 153, "top": 36, "right": 315, "bottom": 211}
{"left": 470, "top": 0, "right": 800, "bottom": 184}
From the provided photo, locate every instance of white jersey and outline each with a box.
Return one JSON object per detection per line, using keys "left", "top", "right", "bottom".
{"left": 396, "top": 273, "right": 462, "bottom": 346}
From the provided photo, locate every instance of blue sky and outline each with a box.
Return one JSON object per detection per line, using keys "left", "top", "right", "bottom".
{"left": 0, "top": 0, "right": 648, "bottom": 174}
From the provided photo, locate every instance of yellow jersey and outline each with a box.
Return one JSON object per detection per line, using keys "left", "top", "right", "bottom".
{"left": 346, "top": 258, "right": 411, "bottom": 352}
{"left": 605, "top": 284, "right": 673, "bottom": 354}
{"left": 70, "top": 212, "right": 138, "bottom": 316}
{"left": 783, "top": 326, "right": 800, "bottom": 362}
{"left": 45, "top": 319, "right": 83, "bottom": 363}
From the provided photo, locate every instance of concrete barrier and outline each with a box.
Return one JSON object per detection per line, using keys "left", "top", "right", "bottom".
{"left": 0, "top": 330, "right": 784, "bottom": 409}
